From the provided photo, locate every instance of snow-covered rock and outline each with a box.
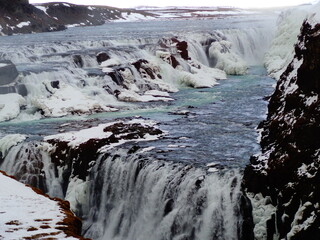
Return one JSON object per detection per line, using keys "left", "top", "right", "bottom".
{"left": 244, "top": 19, "right": 320, "bottom": 240}
{"left": 0, "top": 170, "right": 84, "bottom": 240}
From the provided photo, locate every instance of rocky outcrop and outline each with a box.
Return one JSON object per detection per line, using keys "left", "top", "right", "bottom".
{"left": 0, "top": 1, "right": 155, "bottom": 35}
{"left": 244, "top": 20, "right": 320, "bottom": 239}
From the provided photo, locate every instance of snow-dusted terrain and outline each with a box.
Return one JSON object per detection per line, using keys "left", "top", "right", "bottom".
{"left": 0, "top": 171, "right": 82, "bottom": 240}
{"left": 1, "top": 1, "right": 320, "bottom": 240}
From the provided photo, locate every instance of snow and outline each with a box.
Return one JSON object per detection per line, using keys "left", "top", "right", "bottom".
{"left": 0, "top": 134, "right": 26, "bottom": 158}
{"left": 0, "top": 94, "right": 26, "bottom": 122}
{"left": 44, "top": 123, "right": 113, "bottom": 148}
{"left": 31, "top": 83, "right": 117, "bottom": 117}
{"left": 16, "top": 21, "right": 31, "bottom": 28}
{"left": 0, "top": 63, "right": 8, "bottom": 67}
{"left": 247, "top": 193, "right": 277, "bottom": 240}
{"left": 113, "top": 13, "right": 156, "bottom": 22}
{"left": 287, "top": 202, "right": 316, "bottom": 239}
{"left": 0, "top": 172, "right": 78, "bottom": 240}
{"left": 35, "top": 5, "right": 49, "bottom": 15}
{"left": 117, "top": 89, "right": 174, "bottom": 102}
{"left": 45, "top": 119, "right": 165, "bottom": 154}
{"left": 305, "top": 95, "right": 318, "bottom": 106}
{"left": 45, "top": 118, "right": 164, "bottom": 151}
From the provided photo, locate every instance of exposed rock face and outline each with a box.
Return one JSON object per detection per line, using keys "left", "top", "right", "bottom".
{"left": 244, "top": 21, "right": 320, "bottom": 239}
{"left": 0, "top": 1, "right": 154, "bottom": 35}
{"left": 0, "top": 60, "right": 19, "bottom": 86}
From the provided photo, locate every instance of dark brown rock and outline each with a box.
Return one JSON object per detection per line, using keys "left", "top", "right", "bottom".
{"left": 244, "top": 21, "right": 320, "bottom": 239}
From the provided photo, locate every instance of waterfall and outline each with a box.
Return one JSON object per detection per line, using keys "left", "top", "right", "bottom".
{"left": 0, "top": 142, "right": 250, "bottom": 240}
{"left": 79, "top": 149, "right": 246, "bottom": 240}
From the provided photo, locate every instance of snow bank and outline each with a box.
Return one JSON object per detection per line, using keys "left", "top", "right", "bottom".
{"left": 0, "top": 93, "right": 26, "bottom": 122}
{"left": 0, "top": 171, "right": 79, "bottom": 240}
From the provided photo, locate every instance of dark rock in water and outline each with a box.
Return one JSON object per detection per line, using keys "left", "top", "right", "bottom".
{"left": 73, "top": 55, "right": 84, "bottom": 68}
{"left": 96, "top": 52, "right": 110, "bottom": 64}
{"left": 108, "top": 70, "right": 124, "bottom": 86}
{"left": 172, "top": 38, "right": 190, "bottom": 60}
{"left": 244, "top": 21, "right": 320, "bottom": 239}
{"left": 16, "top": 84, "right": 28, "bottom": 96}
{"left": 0, "top": 60, "right": 19, "bottom": 86}
{"left": 132, "top": 59, "right": 156, "bottom": 79}
{"left": 51, "top": 81, "right": 60, "bottom": 89}
{"left": 0, "top": 85, "right": 16, "bottom": 94}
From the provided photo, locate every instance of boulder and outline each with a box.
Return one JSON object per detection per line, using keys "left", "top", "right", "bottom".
{"left": 0, "top": 60, "right": 19, "bottom": 86}
{"left": 96, "top": 52, "right": 110, "bottom": 64}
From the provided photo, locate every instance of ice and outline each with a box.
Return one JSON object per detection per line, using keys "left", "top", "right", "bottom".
{"left": 0, "top": 93, "right": 26, "bottom": 122}
{"left": 31, "top": 83, "right": 117, "bottom": 117}
{"left": 209, "top": 40, "right": 248, "bottom": 75}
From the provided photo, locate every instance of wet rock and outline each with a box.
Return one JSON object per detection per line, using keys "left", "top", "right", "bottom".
{"left": 96, "top": 52, "right": 110, "bottom": 64}
{"left": 0, "top": 60, "right": 19, "bottom": 86}
{"left": 244, "top": 21, "right": 320, "bottom": 239}
{"left": 16, "top": 84, "right": 28, "bottom": 96}
{"left": 51, "top": 80, "right": 60, "bottom": 89}
{"left": 73, "top": 55, "right": 84, "bottom": 68}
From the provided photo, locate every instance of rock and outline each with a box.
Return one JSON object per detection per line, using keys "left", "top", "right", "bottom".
{"left": 0, "top": 60, "right": 19, "bottom": 86}
{"left": 244, "top": 20, "right": 320, "bottom": 239}
{"left": 96, "top": 52, "right": 110, "bottom": 64}
{"left": 73, "top": 55, "right": 84, "bottom": 68}
{"left": 16, "top": 84, "right": 28, "bottom": 96}
{"left": 51, "top": 80, "right": 60, "bottom": 89}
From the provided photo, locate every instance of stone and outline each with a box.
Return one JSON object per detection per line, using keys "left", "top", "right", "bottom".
{"left": 0, "top": 60, "right": 19, "bottom": 86}
{"left": 244, "top": 21, "right": 320, "bottom": 239}
{"left": 96, "top": 52, "right": 110, "bottom": 64}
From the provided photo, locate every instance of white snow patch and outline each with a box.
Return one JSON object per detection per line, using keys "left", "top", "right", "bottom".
{"left": 305, "top": 95, "right": 318, "bottom": 106}
{"left": 16, "top": 21, "right": 31, "bottom": 28}
{"left": 0, "top": 172, "right": 78, "bottom": 240}
{"left": 44, "top": 123, "right": 113, "bottom": 148}
{"left": 0, "top": 93, "right": 26, "bottom": 122}
{"left": 0, "top": 63, "right": 9, "bottom": 67}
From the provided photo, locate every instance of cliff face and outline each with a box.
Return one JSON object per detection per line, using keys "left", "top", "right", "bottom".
{"left": 244, "top": 20, "right": 320, "bottom": 239}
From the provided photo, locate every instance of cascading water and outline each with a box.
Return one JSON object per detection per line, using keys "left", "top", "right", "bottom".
{"left": 82, "top": 148, "right": 247, "bottom": 240}
{"left": 0, "top": 16, "right": 277, "bottom": 240}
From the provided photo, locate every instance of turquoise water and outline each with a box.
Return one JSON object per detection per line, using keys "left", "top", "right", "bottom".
{"left": 0, "top": 66, "right": 274, "bottom": 168}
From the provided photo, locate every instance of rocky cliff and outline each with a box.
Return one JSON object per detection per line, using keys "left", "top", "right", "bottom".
{"left": 244, "top": 20, "right": 320, "bottom": 239}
